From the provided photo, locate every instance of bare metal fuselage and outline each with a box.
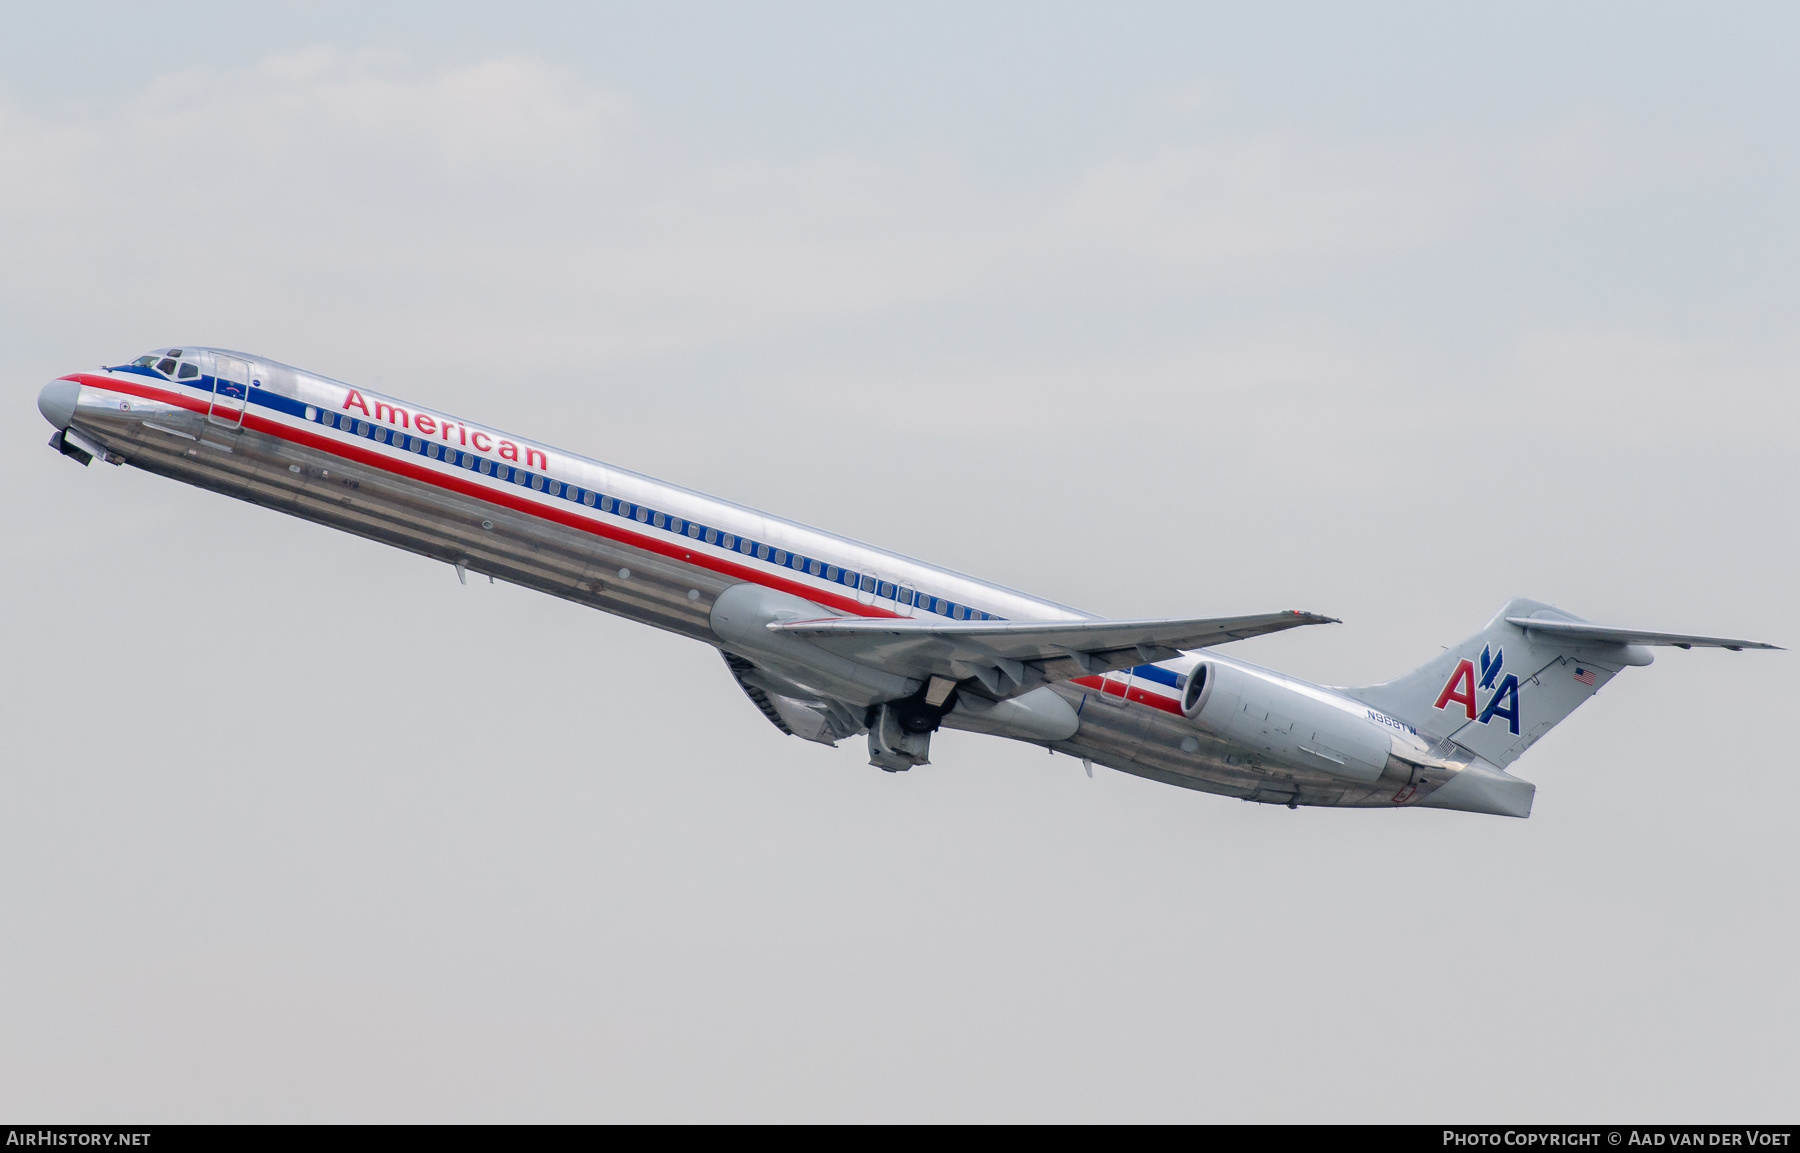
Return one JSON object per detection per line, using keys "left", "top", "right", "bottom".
{"left": 41, "top": 348, "right": 1471, "bottom": 812}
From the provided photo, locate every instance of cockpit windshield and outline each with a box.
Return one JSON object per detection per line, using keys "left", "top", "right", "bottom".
{"left": 127, "top": 349, "right": 189, "bottom": 379}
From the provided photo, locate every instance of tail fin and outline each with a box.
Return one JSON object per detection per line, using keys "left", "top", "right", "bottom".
{"left": 1344, "top": 597, "right": 1652, "bottom": 768}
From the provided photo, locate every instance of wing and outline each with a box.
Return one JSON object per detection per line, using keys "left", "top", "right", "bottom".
{"left": 1504, "top": 617, "right": 1782, "bottom": 651}
{"left": 721, "top": 651, "right": 865, "bottom": 746}
{"left": 768, "top": 610, "right": 1338, "bottom": 699}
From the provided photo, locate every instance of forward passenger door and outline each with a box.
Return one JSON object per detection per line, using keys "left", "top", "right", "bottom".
{"left": 208, "top": 354, "right": 251, "bottom": 428}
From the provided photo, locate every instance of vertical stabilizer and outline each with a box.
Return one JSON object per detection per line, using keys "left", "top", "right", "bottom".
{"left": 1342, "top": 598, "right": 1652, "bottom": 768}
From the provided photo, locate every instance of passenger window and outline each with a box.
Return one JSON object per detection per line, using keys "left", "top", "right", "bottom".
{"left": 584, "top": 492, "right": 596, "bottom": 507}
{"left": 809, "top": 560, "right": 822, "bottom": 576}
{"left": 687, "top": 523, "right": 701, "bottom": 539}
{"left": 479, "top": 460, "right": 492, "bottom": 475}
{"left": 773, "top": 550, "right": 786, "bottom": 565}
{"left": 860, "top": 575, "right": 876, "bottom": 593}
{"left": 826, "top": 566, "right": 839, "bottom": 581}
{"left": 721, "top": 533, "right": 735, "bottom": 549}
{"left": 177, "top": 363, "right": 198, "bottom": 379}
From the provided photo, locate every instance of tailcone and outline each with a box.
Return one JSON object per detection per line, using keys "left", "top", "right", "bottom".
{"left": 1417, "top": 760, "right": 1536, "bottom": 818}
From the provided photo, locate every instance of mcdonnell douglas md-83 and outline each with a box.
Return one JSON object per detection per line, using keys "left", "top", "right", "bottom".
{"left": 37, "top": 348, "right": 1781, "bottom": 818}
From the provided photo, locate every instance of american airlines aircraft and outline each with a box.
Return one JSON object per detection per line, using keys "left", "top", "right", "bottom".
{"left": 37, "top": 348, "right": 1779, "bottom": 818}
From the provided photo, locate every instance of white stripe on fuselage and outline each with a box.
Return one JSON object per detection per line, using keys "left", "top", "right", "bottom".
{"left": 102, "top": 354, "right": 1094, "bottom": 631}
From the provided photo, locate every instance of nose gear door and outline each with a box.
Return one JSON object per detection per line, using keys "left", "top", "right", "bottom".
{"left": 208, "top": 354, "right": 250, "bottom": 428}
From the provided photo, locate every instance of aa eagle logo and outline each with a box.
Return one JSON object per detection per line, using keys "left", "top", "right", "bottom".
{"left": 1434, "top": 645, "right": 1521, "bottom": 735}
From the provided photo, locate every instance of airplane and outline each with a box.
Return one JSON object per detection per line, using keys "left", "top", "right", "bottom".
{"left": 37, "top": 347, "right": 1781, "bottom": 818}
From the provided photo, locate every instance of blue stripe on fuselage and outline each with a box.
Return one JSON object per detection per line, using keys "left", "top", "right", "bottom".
{"left": 1132, "top": 664, "right": 1182, "bottom": 688}
{"left": 106, "top": 367, "right": 1195, "bottom": 697}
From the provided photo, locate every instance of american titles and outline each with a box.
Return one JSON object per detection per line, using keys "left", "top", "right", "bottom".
{"left": 340, "top": 388, "right": 548, "bottom": 472}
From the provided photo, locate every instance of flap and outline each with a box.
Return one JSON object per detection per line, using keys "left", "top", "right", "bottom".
{"left": 768, "top": 609, "right": 1337, "bottom": 699}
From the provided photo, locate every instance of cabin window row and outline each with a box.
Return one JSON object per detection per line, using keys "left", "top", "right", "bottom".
{"left": 304, "top": 405, "right": 995, "bottom": 621}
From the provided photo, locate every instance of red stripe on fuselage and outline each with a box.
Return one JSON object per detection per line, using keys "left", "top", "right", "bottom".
{"left": 72, "top": 372, "right": 1193, "bottom": 720}
{"left": 69, "top": 372, "right": 898, "bottom": 620}
{"left": 1068, "top": 674, "right": 1184, "bottom": 717}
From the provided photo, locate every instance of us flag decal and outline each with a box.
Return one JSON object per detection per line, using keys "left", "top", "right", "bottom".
{"left": 1574, "top": 667, "right": 1596, "bottom": 686}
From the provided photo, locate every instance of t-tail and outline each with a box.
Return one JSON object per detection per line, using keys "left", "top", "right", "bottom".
{"left": 1343, "top": 597, "right": 1780, "bottom": 817}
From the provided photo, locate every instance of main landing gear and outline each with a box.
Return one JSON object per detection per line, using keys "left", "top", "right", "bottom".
{"left": 866, "top": 677, "right": 960, "bottom": 773}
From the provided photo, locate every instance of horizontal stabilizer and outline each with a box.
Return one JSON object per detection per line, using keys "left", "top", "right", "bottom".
{"left": 769, "top": 610, "right": 1336, "bottom": 699}
{"left": 1503, "top": 617, "right": 1782, "bottom": 652}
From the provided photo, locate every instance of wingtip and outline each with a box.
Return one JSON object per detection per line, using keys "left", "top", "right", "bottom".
{"left": 1292, "top": 611, "right": 1341, "bottom": 625}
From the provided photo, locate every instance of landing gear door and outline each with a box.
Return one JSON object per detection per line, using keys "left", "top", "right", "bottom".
{"left": 208, "top": 353, "right": 250, "bottom": 428}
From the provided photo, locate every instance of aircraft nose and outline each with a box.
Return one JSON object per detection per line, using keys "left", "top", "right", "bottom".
{"left": 38, "top": 378, "right": 80, "bottom": 430}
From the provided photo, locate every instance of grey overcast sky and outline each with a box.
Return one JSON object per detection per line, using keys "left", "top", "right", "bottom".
{"left": 2, "top": 2, "right": 1796, "bottom": 1122}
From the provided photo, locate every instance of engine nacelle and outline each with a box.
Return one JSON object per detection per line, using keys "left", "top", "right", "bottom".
{"left": 1182, "top": 659, "right": 1393, "bottom": 784}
